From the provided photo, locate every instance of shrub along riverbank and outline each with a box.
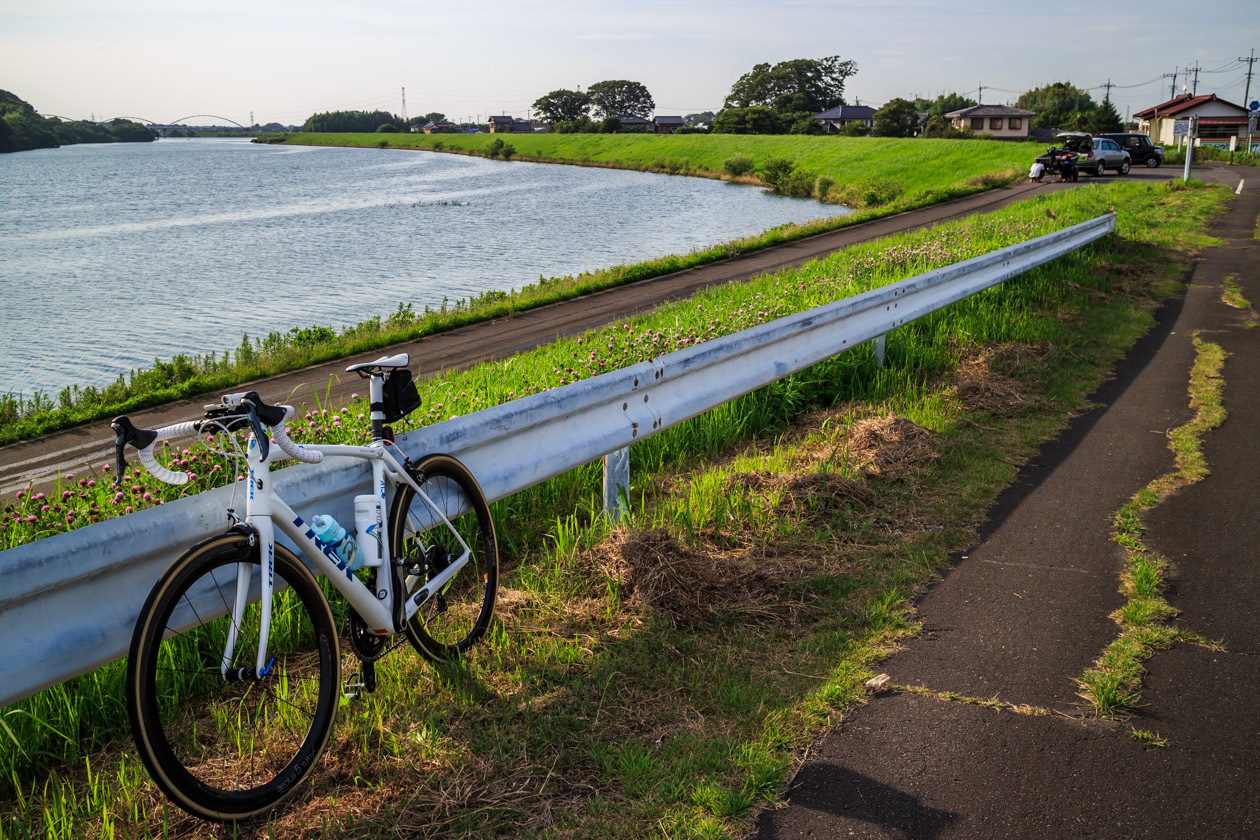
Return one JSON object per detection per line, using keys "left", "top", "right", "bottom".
{"left": 0, "top": 180, "right": 1230, "bottom": 839}
{"left": 0, "top": 135, "right": 1029, "bottom": 448}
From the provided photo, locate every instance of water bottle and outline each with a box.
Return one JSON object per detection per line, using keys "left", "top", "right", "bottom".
{"left": 311, "top": 514, "right": 362, "bottom": 571}
{"left": 353, "top": 494, "right": 383, "bottom": 567}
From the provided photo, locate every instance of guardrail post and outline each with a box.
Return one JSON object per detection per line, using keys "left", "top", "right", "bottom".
{"left": 603, "top": 447, "right": 630, "bottom": 521}
{"left": 873, "top": 334, "right": 887, "bottom": 368}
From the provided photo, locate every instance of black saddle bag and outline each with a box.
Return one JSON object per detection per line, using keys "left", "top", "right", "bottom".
{"left": 381, "top": 368, "right": 422, "bottom": 422}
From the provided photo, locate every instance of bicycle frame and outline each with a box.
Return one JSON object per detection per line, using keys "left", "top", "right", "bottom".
{"left": 220, "top": 433, "right": 475, "bottom": 679}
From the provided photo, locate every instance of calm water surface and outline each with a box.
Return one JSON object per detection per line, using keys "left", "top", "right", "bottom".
{"left": 0, "top": 138, "right": 848, "bottom": 395}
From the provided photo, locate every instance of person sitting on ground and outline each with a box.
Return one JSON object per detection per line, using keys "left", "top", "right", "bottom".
{"left": 1029, "top": 161, "right": 1046, "bottom": 183}
{"left": 1058, "top": 155, "right": 1076, "bottom": 182}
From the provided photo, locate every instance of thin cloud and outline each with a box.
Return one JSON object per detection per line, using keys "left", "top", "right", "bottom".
{"left": 576, "top": 32, "right": 651, "bottom": 40}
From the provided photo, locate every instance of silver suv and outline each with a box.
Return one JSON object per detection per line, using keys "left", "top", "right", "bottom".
{"left": 1056, "top": 131, "right": 1131, "bottom": 177}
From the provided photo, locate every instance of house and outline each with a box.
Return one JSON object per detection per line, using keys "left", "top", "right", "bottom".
{"left": 812, "top": 104, "right": 877, "bottom": 133}
{"left": 616, "top": 114, "right": 653, "bottom": 132}
{"left": 422, "top": 121, "right": 456, "bottom": 134}
{"left": 653, "top": 116, "right": 685, "bottom": 134}
{"left": 944, "top": 105, "right": 1036, "bottom": 139}
{"left": 1133, "top": 94, "right": 1250, "bottom": 147}
{"left": 488, "top": 115, "right": 514, "bottom": 133}
{"left": 511, "top": 120, "right": 535, "bottom": 133}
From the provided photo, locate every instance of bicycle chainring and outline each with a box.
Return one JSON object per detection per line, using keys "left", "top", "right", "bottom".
{"left": 348, "top": 608, "right": 389, "bottom": 662}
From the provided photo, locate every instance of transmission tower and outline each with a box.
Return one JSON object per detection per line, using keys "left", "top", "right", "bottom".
{"left": 401, "top": 87, "right": 407, "bottom": 124}
{"left": 249, "top": 111, "right": 254, "bottom": 127}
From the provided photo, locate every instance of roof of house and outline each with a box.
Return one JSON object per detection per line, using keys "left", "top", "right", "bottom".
{"left": 1133, "top": 94, "right": 1248, "bottom": 119}
{"left": 813, "top": 104, "right": 877, "bottom": 120}
{"left": 945, "top": 105, "right": 1036, "bottom": 118}
{"left": 1197, "top": 115, "right": 1250, "bottom": 125}
{"left": 654, "top": 116, "right": 685, "bottom": 125}
{"left": 489, "top": 115, "right": 513, "bottom": 123}
{"left": 617, "top": 114, "right": 652, "bottom": 125}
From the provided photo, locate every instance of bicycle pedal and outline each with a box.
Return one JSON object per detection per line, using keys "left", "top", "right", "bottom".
{"left": 342, "top": 672, "right": 366, "bottom": 700}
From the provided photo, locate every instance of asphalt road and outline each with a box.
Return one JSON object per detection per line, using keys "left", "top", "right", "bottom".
{"left": 0, "top": 164, "right": 1241, "bottom": 495}
{"left": 752, "top": 171, "right": 1257, "bottom": 839}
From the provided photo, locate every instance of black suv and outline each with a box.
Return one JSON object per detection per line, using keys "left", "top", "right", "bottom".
{"left": 1100, "top": 133, "right": 1163, "bottom": 168}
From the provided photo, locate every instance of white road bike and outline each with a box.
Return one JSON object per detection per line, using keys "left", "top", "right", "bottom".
{"left": 111, "top": 353, "right": 497, "bottom": 822}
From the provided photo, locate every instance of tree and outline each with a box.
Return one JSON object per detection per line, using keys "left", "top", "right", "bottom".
{"left": 423, "top": 112, "right": 446, "bottom": 124}
{"left": 1087, "top": 97, "right": 1123, "bottom": 134}
{"left": 723, "top": 56, "right": 857, "bottom": 115}
{"left": 302, "top": 110, "right": 399, "bottom": 132}
{"left": 914, "top": 93, "right": 977, "bottom": 118}
{"left": 871, "top": 98, "right": 919, "bottom": 137}
{"left": 920, "top": 114, "right": 969, "bottom": 139}
{"left": 1015, "top": 82, "right": 1095, "bottom": 129}
{"left": 532, "top": 89, "right": 591, "bottom": 123}
{"left": 587, "top": 80, "right": 654, "bottom": 119}
{"left": 712, "top": 106, "right": 787, "bottom": 135}
{"left": 684, "top": 111, "right": 715, "bottom": 126}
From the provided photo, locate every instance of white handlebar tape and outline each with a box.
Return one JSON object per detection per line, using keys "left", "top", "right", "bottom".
{"left": 135, "top": 421, "right": 201, "bottom": 485}
{"left": 273, "top": 407, "right": 324, "bottom": 464}
{"left": 137, "top": 446, "right": 189, "bottom": 485}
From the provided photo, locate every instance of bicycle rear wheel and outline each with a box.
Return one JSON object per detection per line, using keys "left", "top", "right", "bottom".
{"left": 389, "top": 454, "right": 498, "bottom": 661}
{"left": 127, "top": 532, "right": 340, "bottom": 821}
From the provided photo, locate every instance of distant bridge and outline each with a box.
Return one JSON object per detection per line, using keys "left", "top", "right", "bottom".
{"left": 39, "top": 113, "right": 252, "bottom": 130}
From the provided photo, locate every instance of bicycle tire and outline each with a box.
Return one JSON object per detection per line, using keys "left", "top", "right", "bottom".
{"left": 389, "top": 454, "right": 498, "bottom": 661}
{"left": 127, "top": 532, "right": 340, "bottom": 821}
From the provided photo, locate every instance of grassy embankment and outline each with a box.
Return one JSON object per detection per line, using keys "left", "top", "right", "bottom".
{"left": 0, "top": 178, "right": 1230, "bottom": 839}
{"left": 0, "top": 135, "right": 1030, "bottom": 448}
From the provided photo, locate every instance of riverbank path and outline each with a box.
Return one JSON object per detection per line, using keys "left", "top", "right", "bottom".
{"left": 751, "top": 173, "right": 1258, "bottom": 838}
{"left": 0, "top": 165, "right": 1242, "bottom": 494}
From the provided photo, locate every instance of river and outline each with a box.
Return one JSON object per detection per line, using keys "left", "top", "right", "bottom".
{"left": 0, "top": 138, "right": 848, "bottom": 396}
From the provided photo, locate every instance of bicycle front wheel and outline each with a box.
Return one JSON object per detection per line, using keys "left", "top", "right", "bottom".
{"left": 127, "top": 532, "right": 340, "bottom": 822}
{"left": 389, "top": 454, "right": 498, "bottom": 661}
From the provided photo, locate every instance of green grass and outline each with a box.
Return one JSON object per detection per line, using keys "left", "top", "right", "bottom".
{"left": 1076, "top": 334, "right": 1229, "bottom": 717}
{"left": 292, "top": 132, "right": 1031, "bottom": 205}
{"left": 0, "top": 179, "right": 1231, "bottom": 839}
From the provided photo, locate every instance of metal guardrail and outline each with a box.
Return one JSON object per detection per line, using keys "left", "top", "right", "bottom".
{"left": 0, "top": 213, "right": 1115, "bottom": 707}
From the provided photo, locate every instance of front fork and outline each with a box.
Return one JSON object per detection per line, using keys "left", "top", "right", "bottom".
{"left": 219, "top": 517, "right": 276, "bottom": 681}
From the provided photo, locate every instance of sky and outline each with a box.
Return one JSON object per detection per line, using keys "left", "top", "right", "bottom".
{"left": 2, "top": 1, "right": 1257, "bottom": 127}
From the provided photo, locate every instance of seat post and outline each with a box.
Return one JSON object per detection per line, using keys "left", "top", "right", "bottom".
{"left": 368, "top": 372, "right": 387, "bottom": 441}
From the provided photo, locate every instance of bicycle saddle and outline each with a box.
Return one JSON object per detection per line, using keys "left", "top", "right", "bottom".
{"left": 346, "top": 353, "right": 410, "bottom": 373}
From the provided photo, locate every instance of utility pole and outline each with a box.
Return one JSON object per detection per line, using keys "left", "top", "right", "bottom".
{"left": 1169, "top": 67, "right": 1178, "bottom": 99}
{"left": 1188, "top": 61, "right": 1201, "bottom": 96}
{"left": 1243, "top": 49, "right": 1257, "bottom": 152}
{"left": 1102, "top": 79, "right": 1114, "bottom": 102}
{"left": 977, "top": 82, "right": 985, "bottom": 105}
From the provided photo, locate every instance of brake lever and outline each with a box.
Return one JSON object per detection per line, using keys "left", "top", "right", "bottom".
{"left": 110, "top": 416, "right": 158, "bottom": 487}
{"left": 113, "top": 430, "right": 127, "bottom": 487}
{"left": 247, "top": 405, "right": 270, "bottom": 461}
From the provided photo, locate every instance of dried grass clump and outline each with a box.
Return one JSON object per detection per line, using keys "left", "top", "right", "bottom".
{"left": 845, "top": 415, "right": 937, "bottom": 478}
{"left": 592, "top": 529, "right": 807, "bottom": 626}
{"left": 728, "top": 469, "right": 874, "bottom": 514}
{"left": 953, "top": 343, "right": 1049, "bottom": 417}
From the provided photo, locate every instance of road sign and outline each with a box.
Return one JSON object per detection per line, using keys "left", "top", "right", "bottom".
{"left": 1250, "top": 100, "right": 1260, "bottom": 111}
{"left": 1173, "top": 119, "right": 1190, "bottom": 137}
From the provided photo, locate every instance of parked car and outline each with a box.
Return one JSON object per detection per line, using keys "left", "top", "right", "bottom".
{"left": 1046, "top": 131, "right": 1129, "bottom": 176}
{"left": 1100, "top": 132, "right": 1164, "bottom": 168}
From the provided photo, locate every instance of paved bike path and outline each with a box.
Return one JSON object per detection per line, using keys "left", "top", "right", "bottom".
{"left": 753, "top": 179, "right": 1259, "bottom": 838}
